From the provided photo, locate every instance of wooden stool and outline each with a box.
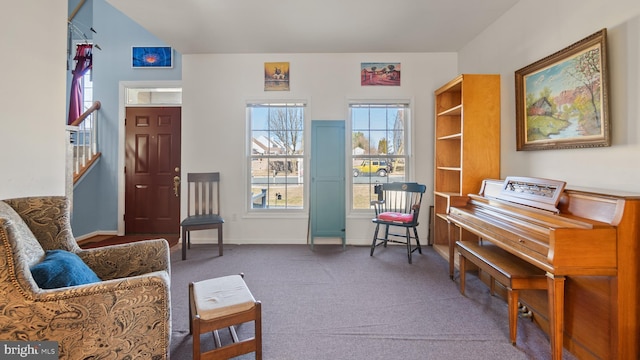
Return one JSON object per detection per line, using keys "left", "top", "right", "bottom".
{"left": 189, "top": 275, "right": 262, "bottom": 359}
{"left": 457, "top": 241, "right": 547, "bottom": 345}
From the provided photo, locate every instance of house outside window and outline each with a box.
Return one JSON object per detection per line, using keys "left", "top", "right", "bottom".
{"left": 350, "top": 102, "right": 410, "bottom": 210}
{"left": 248, "top": 102, "right": 305, "bottom": 210}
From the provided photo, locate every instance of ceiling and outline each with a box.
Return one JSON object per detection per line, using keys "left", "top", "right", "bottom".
{"left": 106, "top": 0, "right": 520, "bottom": 55}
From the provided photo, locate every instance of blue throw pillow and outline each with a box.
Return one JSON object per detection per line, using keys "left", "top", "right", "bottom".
{"left": 30, "top": 250, "right": 101, "bottom": 289}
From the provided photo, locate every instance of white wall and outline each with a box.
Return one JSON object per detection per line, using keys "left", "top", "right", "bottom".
{"left": 0, "top": 1, "right": 67, "bottom": 199}
{"left": 459, "top": 0, "right": 640, "bottom": 192}
{"left": 182, "top": 53, "right": 457, "bottom": 245}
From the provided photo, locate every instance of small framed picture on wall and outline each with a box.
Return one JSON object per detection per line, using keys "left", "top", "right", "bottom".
{"left": 132, "top": 46, "right": 173, "bottom": 68}
{"left": 361, "top": 62, "right": 401, "bottom": 86}
{"left": 264, "top": 62, "right": 290, "bottom": 91}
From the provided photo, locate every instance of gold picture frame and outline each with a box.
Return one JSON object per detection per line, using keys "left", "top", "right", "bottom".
{"left": 515, "top": 29, "right": 610, "bottom": 151}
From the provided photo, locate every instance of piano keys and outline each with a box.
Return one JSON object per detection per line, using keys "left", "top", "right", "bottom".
{"left": 446, "top": 177, "right": 640, "bottom": 360}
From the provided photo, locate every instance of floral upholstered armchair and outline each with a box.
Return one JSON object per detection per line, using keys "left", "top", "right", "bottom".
{"left": 0, "top": 196, "right": 171, "bottom": 359}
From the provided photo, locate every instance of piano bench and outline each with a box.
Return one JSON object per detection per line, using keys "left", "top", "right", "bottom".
{"left": 456, "top": 240, "right": 547, "bottom": 345}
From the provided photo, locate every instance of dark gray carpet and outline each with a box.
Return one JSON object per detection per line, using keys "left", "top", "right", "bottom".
{"left": 168, "top": 244, "right": 577, "bottom": 360}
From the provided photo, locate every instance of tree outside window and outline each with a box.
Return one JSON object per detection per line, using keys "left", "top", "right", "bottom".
{"left": 249, "top": 103, "right": 305, "bottom": 210}
{"left": 350, "top": 103, "right": 409, "bottom": 210}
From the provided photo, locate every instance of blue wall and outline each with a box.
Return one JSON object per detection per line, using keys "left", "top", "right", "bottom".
{"left": 67, "top": 0, "right": 93, "bottom": 118}
{"left": 71, "top": 0, "right": 182, "bottom": 236}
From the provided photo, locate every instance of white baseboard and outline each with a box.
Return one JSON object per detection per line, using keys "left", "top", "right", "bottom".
{"left": 75, "top": 230, "right": 118, "bottom": 242}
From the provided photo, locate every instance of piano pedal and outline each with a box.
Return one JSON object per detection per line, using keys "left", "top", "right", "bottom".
{"left": 518, "top": 303, "right": 533, "bottom": 321}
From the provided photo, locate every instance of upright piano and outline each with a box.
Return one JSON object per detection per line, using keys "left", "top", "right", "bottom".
{"left": 446, "top": 177, "right": 640, "bottom": 360}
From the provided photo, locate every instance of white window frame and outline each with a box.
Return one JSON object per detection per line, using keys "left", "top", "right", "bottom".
{"left": 348, "top": 100, "right": 412, "bottom": 212}
{"left": 247, "top": 101, "right": 307, "bottom": 213}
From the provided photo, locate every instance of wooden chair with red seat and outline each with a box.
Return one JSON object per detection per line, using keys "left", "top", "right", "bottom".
{"left": 181, "top": 172, "right": 224, "bottom": 260}
{"left": 370, "top": 182, "right": 427, "bottom": 263}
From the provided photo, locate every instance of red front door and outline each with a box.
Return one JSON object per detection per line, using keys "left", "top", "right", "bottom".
{"left": 125, "top": 107, "right": 181, "bottom": 234}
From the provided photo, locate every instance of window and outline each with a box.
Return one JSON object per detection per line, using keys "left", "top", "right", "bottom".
{"left": 350, "top": 102, "right": 410, "bottom": 210}
{"left": 248, "top": 102, "right": 305, "bottom": 210}
{"left": 71, "top": 70, "right": 94, "bottom": 146}
{"left": 82, "top": 70, "right": 93, "bottom": 112}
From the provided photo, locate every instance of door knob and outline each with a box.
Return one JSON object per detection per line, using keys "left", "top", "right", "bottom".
{"left": 173, "top": 176, "right": 181, "bottom": 197}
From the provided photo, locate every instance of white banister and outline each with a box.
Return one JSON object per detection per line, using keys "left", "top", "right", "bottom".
{"left": 66, "top": 101, "right": 101, "bottom": 185}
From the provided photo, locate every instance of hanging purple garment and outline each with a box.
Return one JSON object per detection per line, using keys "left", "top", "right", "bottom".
{"left": 67, "top": 44, "right": 93, "bottom": 125}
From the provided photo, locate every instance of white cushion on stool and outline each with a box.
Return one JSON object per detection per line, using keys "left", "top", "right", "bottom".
{"left": 192, "top": 275, "right": 256, "bottom": 320}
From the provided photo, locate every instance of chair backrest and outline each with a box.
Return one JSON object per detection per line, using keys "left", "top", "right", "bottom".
{"left": 0, "top": 197, "right": 79, "bottom": 296}
{"left": 2, "top": 196, "right": 79, "bottom": 252}
{"left": 373, "top": 182, "right": 426, "bottom": 224}
{"left": 186, "top": 172, "right": 221, "bottom": 216}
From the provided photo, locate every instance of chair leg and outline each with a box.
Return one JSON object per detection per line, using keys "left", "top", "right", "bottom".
{"left": 192, "top": 317, "right": 201, "bottom": 360}
{"left": 383, "top": 225, "right": 390, "bottom": 247}
{"left": 182, "top": 228, "right": 188, "bottom": 260}
{"left": 406, "top": 227, "right": 412, "bottom": 264}
{"left": 371, "top": 224, "right": 381, "bottom": 256}
{"left": 189, "top": 283, "right": 193, "bottom": 334}
{"left": 218, "top": 225, "right": 223, "bottom": 256}
{"left": 255, "top": 301, "right": 263, "bottom": 360}
{"left": 413, "top": 226, "right": 422, "bottom": 254}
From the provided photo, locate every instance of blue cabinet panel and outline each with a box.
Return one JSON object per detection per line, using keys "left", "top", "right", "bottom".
{"left": 310, "top": 120, "right": 345, "bottom": 248}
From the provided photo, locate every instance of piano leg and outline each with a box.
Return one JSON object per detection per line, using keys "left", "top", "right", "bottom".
{"left": 508, "top": 289, "right": 519, "bottom": 344}
{"left": 448, "top": 222, "right": 456, "bottom": 279}
{"left": 546, "top": 273, "right": 566, "bottom": 360}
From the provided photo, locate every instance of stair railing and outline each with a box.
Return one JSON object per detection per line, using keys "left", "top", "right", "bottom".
{"left": 66, "top": 101, "right": 101, "bottom": 184}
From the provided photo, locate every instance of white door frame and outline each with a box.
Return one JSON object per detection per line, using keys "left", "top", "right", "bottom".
{"left": 117, "top": 80, "right": 182, "bottom": 235}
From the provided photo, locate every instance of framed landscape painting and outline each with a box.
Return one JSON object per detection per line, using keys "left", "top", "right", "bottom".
{"left": 361, "top": 62, "right": 401, "bottom": 86}
{"left": 515, "top": 29, "right": 610, "bottom": 151}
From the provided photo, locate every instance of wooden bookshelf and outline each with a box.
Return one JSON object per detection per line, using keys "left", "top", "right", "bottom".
{"left": 432, "top": 74, "right": 501, "bottom": 261}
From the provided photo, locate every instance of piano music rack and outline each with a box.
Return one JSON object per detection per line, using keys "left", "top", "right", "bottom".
{"left": 494, "top": 176, "right": 566, "bottom": 214}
